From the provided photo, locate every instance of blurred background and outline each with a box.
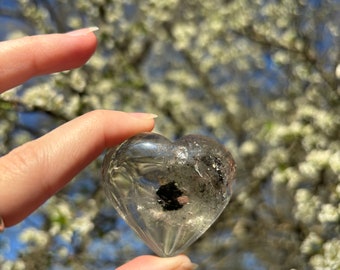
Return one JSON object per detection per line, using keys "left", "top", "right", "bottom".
{"left": 0, "top": 0, "right": 339, "bottom": 269}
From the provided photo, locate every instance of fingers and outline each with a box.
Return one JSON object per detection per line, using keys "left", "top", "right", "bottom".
{"left": 0, "top": 110, "right": 155, "bottom": 227}
{"left": 117, "top": 255, "right": 198, "bottom": 270}
{"left": 0, "top": 27, "right": 97, "bottom": 92}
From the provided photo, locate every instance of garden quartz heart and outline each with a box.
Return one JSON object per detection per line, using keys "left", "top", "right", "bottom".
{"left": 102, "top": 132, "right": 236, "bottom": 257}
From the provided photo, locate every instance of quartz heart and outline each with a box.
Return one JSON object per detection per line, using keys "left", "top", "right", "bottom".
{"left": 102, "top": 132, "right": 236, "bottom": 257}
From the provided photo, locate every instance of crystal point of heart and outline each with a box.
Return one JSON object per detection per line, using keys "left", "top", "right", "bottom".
{"left": 102, "top": 132, "right": 236, "bottom": 257}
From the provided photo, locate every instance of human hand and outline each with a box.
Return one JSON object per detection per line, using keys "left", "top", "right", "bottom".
{"left": 0, "top": 28, "right": 197, "bottom": 270}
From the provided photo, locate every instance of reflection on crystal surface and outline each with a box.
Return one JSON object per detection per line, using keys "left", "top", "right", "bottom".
{"left": 102, "top": 132, "right": 236, "bottom": 257}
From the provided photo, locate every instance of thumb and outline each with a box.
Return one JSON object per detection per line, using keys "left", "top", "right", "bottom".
{"left": 117, "top": 255, "right": 198, "bottom": 270}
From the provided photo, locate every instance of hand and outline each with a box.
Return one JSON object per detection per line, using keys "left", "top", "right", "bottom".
{"left": 0, "top": 28, "right": 196, "bottom": 270}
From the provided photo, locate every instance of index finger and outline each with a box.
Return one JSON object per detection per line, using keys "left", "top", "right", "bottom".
{"left": 0, "top": 27, "right": 98, "bottom": 92}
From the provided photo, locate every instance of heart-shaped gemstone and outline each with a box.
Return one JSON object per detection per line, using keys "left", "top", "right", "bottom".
{"left": 102, "top": 132, "right": 236, "bottom": 257}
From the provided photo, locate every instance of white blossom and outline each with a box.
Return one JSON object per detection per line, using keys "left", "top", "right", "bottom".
{"left": 294, "top": 189, "right": 321, "bottom": 224}
{"left": 300, "top": 232, "right": 322, "bottom": 255}
{"left": 318, "top": 204, "right": 339, "bottom": 223}
{"left": 310, "top": 239, "right": 340, "bottom": 270}
{"left": 19, "top": 227, "right": 49, "bottom": 248}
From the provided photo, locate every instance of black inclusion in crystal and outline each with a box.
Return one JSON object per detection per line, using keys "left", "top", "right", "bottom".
{"left": 156, "top": 181, "right": 183, "bottom": 211}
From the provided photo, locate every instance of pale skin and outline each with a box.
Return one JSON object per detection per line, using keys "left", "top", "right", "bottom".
{"left": 0, "top": 28, "right": 196, "bottom": 270}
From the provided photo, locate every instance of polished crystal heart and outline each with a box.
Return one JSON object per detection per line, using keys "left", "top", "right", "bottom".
{"left": 102, "top": 132, "right": 236, "bottom": 257}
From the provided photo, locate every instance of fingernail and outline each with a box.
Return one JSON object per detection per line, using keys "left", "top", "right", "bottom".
{"left": 129, "top": 112, "right": 158, "bottom": 120}
{"left": 0, "top": 216, "right": 5, "bottom": 232}
{"left": 180, "top": 262, "right": 199, "bottom": 270}
{"left": 66, "top": 26, "right": 99, "bottom": 36}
